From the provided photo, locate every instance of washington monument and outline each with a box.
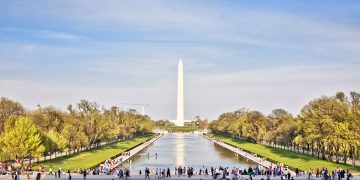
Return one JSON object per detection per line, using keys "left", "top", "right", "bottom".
{"left": 176, "top": 59, "right": 185, "bottom": 126}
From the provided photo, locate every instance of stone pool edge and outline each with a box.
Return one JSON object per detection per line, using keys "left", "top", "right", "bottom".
{"left": 112, "top": 134, "right": 163, "bottom": 168}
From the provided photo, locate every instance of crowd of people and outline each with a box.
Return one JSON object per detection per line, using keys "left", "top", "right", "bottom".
{"left": 134, "top": 165, "right": 353, "bottom": 180}
{"left": 0, "top": 161, "right": 356, "bottom": 180}
{"left": 306, "top": 167, "right": 353, "bottom": 180}
{"left": 205, "top": 136, "right": 267, "bottom": 164}
{"left": 0, "top": 135, "right": 357, "bottom": 180}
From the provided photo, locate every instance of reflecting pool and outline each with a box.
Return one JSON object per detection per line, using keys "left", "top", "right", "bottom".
{"left": 122, "top": 133, "right": 255, "bottom": 174}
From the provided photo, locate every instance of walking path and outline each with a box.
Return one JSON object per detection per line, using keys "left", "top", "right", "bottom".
{"left": 0, "top": 135, "right": 162, "bottom": 180}
{"left": 202, "top": 135, "right": 270, "bottom": 167}
{"left": 8, "top": 174, "right": 360, "bottom": 179}
{"left": 111, "top": 134, "right": 162, "bottom": 168}
{"left": 202, "top": 135, "right": 295, "bottom": 175}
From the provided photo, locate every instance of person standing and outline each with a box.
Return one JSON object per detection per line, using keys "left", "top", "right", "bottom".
{"left": 58, "top": 168, "right": 61, "bottom": 178}
{"left": 166, "top": 167, "right": 171, "bottom": 178}
{"left": 295, "top": 168, "right": 299, "bottom": 177}
{"left": 67, "top": 169, "right": 71, "bottom": 180}
{"left": 187, "top": 167, "right": 191, "bottom": 178}
{"left": 248, "top": 166, "right": 254, "bottom": 180}
{"left": 36, "top": 171, "right": 41, "bottom": 180}
{"left": 273, "top": 167, "right": 276, "bottom": 177}
{"left": 145, "top": 167, "right": 150, "bottom": 179}
{"left": 83, "top": 169, "right": 87, "bottom": 180}
{"left": 267, "top": 172, "right": 271, "bottom": 180}
{"left": 125, "top": 168, "right": 130, "bottom": 180}
{"left": 331, "top": 171, "right": 336, "bottom": 180}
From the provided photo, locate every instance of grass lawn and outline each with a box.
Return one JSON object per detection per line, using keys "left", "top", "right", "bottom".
{"left": 208, "top": 134, "right": 360, "bottom": 173}
{"left": 36, "top": 134, "right": 155, "bottom": 172}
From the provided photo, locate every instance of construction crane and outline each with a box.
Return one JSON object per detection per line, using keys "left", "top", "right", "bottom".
{"left": 122, "top": 103, "right": 150, "bottom": 115}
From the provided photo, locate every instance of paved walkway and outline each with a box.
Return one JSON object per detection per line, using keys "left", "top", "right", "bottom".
{"left": 0, "top": 135, "right": 162, "bottom": 180}
{"left": 202, "top": 135, "right": 297, "bottom": 176}
{"left": 202, "top": 135, "right": 271, "bottom": 168}
{"left": 111, "top": 135, "right": 162, "bottom": 168}
{"left": 3, "top": 174, "right": 360, "bottom": 180}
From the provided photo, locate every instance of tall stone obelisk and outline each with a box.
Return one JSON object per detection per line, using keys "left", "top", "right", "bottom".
{"left": 176, "top": 59, "right": 185, "bottom": 126}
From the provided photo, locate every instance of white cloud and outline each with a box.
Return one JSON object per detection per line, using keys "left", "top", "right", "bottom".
{"left": 1, "top": 64, "right": 359, "bottom": 120}
{"left": 184, "top": 64, "right": 360, "bottom": 119}
{"left": 1, "top": 1, "right": 360, "bottom": 120}
{"left": 40, "top": 30, "right": 82, "bottom": 41}
{"left": 2, "top": 27, "right": 82, "bottom": 41}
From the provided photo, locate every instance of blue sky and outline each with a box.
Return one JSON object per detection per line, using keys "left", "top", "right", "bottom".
{"left": 0, "top": 1, "right": 360, "bottom": 120}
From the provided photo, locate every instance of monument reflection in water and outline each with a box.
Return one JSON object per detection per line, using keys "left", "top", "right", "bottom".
{"left": 175, "top": 134, "right": 185, "bottom": 166}
{"left": 122, "top": 134, "right": 255, "bottom": 175}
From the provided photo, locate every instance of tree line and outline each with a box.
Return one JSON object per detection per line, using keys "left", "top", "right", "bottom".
{"left": 0, "top": 98, "right": 154, "bottom": 165}
{"left": 209, "top": 91, "right": 360, "bottom": 166}
{"left": 154, "top": 119, "right": 209, "bottom": 129}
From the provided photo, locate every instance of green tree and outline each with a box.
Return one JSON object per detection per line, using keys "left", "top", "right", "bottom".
{"left": 298, "top": 96, "right": 349, "bottom": 160}
{"left": 44, "top": 130, "right": 68, "bottom": 158}
{"left": 268, "top": 109, "right": 297, "bottom": 148}
{"left": 61, "top": 114, "right": 89, "bottom": 151}
{"left": 349, "top": 91, "right": 360, "bottom": 165}
{"left": 0, "top": 97, "right": 24, "bottom": 133}
{"left": 0, "top": 117, "right": 45, "bottom": 166}
{"left": 31, "top": 106, "right": 65, "bottom": 133}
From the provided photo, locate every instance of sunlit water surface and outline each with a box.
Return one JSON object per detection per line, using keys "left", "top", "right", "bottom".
{"left": 122, "top": 133, "right": 255, "bottom": 175}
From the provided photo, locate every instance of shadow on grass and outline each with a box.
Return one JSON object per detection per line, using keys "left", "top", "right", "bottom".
{"left": 36, "top": 134, "right": 154, "bottom": 170}
{"left": 211, "top": 134, "right": 360, "bottom": 172}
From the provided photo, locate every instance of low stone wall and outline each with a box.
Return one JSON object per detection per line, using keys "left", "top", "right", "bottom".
{"left": 202, "top": 134, "right": 297, "bottom": 176}
{"left": 202, "top": 134, "right": 271, "bottom": 168}
{"left": 112, "top": 134, "right": 162, "bottom": 168}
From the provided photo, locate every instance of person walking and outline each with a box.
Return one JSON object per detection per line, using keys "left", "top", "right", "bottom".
{"left": 49, "top": 167, "right": 53, "bottom": 175}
